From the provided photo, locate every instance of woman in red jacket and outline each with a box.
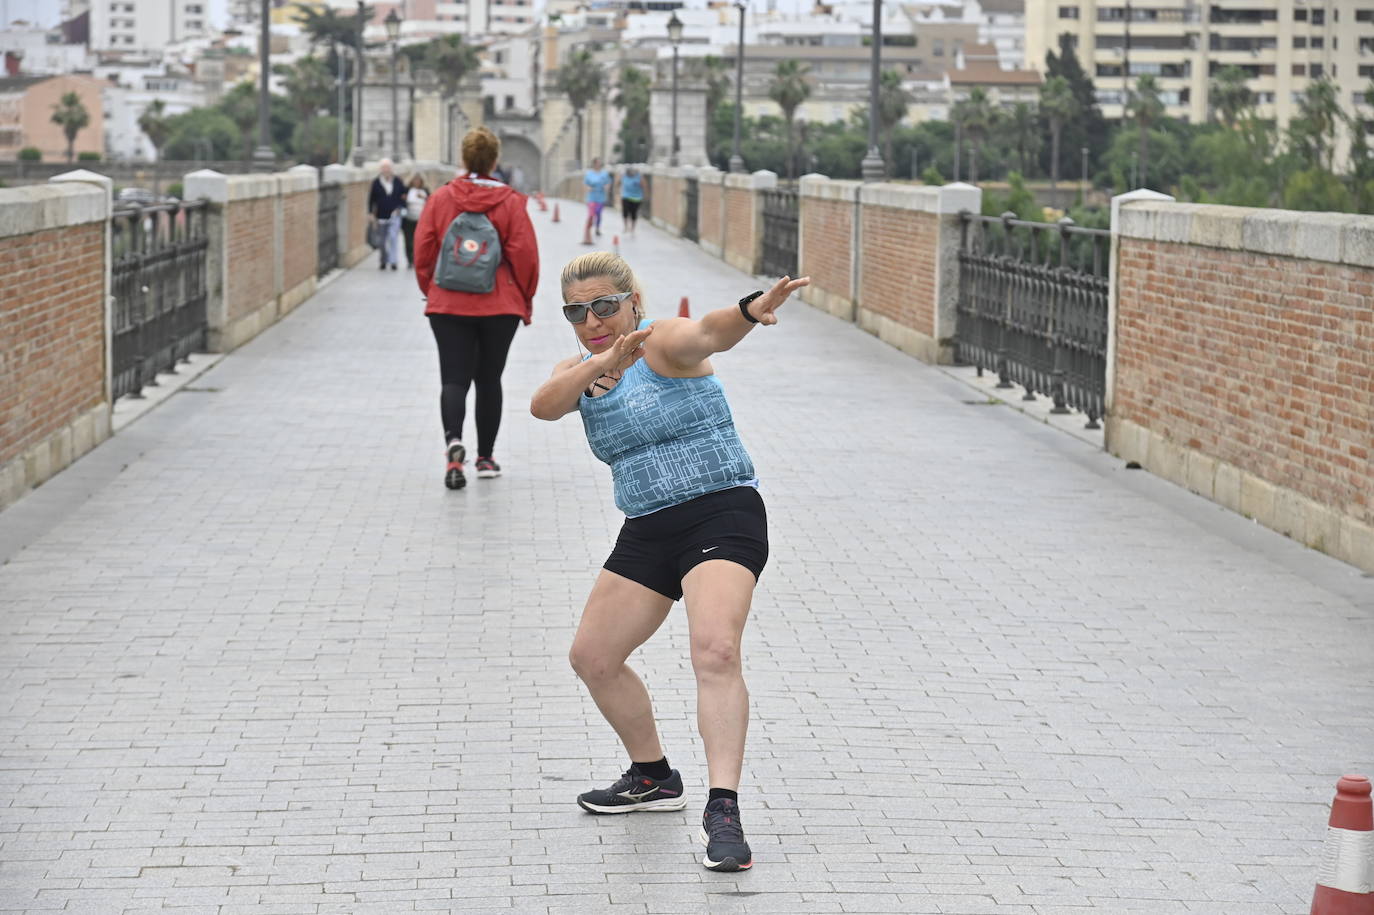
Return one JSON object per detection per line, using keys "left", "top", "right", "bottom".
{"left": 415, "top": 127, "right": 540, "bottom": 489}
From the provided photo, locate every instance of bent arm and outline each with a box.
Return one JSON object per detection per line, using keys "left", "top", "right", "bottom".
{"left": 414, "top": 203, "right": 438, "bottom": 294}
{"left": 530, "top": 356, "right": 605, "bottom": 421}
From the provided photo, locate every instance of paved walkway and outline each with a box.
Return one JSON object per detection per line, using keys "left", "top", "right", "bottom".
{"left": 1, "top": 201, "right": 1371, "bottom": 915}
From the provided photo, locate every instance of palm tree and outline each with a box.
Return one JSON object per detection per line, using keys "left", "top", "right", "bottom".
{"left": 1039, "top": 75, "right": 1076, "bottom": 195}
{"left": 1209, "top": 65, "right": 1253, "bottom": 129}
{"left": 275, "top": 56, "right": 334, "bottom": 127}
{"left": 137, "top": 99, "right": 171, "bottom": 162}
{"left": 404, "top": 34, "right": 480, "bottom": 98}
{"left": 614, "top": 64, "right": 652, "bottom": 162}
{"left": 1007, "top": 102, "right": 1040, "bottom": 178}
{"left": 952, "top": 87, "right": 995, "bottom": 183}
{"left": 50, "top": 91, "right": 90, "bottom": 162}
{"left": 876, "top": 69, "right": 909, "bottom": 177}
{"left": 1129, "top": 74, "right": 1165, "bottom": 187}
{"left": 1289, "top": 79, "right": 1342, "bottom": 171}
{"left": 768, "top": 59, "right": 811, "bottom": 179}
{"left": 556, "top": 49, "right": 605, "bottom": 167}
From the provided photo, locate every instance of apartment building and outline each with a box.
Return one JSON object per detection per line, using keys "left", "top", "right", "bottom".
{"left": 1025, "top": 0, "right": 1374, "bottom": 131}
{"left": 91, "top": 0, "right": 212, "bottom": 51}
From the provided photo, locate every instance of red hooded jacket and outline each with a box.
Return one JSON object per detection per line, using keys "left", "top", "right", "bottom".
{"left": 414, "top": 174, "right": 539, "bottom": 324}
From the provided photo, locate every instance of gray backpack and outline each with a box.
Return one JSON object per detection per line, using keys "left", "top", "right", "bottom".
{"left": 435, "top": 208, "right": 502, "bottom": 293}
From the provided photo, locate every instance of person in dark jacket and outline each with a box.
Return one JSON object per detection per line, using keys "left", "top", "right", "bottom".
{"left": 368, "top": 158, "right": 407, "bottom": 270}
{"left": 414, "top": 127, "right": 539, "bottom": 489}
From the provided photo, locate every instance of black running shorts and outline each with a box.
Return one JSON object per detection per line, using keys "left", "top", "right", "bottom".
{"left": 603, "top": 486, "right": 768, "bottom": 601}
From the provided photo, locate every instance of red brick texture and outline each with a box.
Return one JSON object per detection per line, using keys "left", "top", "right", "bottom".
{"left": 699, "top": 182, "right": 723, "bottom": 249}
{"left": 0, "top": 223, "right": 105, "bottom": 467}
{"left": 344, "top": 181, "right": 368, "bottom": 253}
{"left": 226, "top": 197, "right": 277, "bottom": 322}
{"left": 282, "top": 189, "right": 319, "bottom": 291}
{"left": 800, "top": 196, "right": 853, "bottom": 303}
{"left": 859, "top": 205, "right": 938, "bottom": 336}
{"left": 723, "top": 186, "right": 756, "bottom": 271}
{"left": 655, "top": 175, "right": 681, "bottom": 231}
{"left": 1115, "top": 238, "right": 1374, "bottom": 526}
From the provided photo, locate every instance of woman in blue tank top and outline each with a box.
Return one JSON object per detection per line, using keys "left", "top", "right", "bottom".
{"left": 530, "top": 252, "right": 809, "bottom": 873}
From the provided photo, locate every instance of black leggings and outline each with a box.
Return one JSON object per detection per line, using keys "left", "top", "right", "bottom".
{"left": 427, "top": 314, "right": 520, "bottom": 458}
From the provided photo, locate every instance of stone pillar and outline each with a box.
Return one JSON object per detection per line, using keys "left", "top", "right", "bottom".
{"left": 280, "top": 164, "right": 320, "bottom": 315}
{"left": 1105, "top": 187, "right": 1175, "bottom": 420}
{"left": 650, "top": 55, "right": 710, "bottom": 167}
{"left": 696, "top": 166, "right": 724, "bottom": 257}
{"left": 50, "top": 169, "right": 115, "bottom": 405}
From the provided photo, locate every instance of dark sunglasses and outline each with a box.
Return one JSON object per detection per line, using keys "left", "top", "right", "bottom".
{"left": 562, "top": 291, "right": 633, "bottom": 324}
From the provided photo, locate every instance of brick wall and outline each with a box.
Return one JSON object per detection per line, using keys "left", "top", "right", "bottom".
{"left": 723, "top": 184, "right": 755, "bottom": 272}
{"left": 225, "top": 196, "right": 278, "bottom": 325}
{"left": 1109, "top": 201, "right": 1374, "bottom": 570}
{"left": 0, "top": 180, "right": 111, "bottom": 510}
{"left": 343, "top": 179, "right": 368, "bottom": 259}
{"left": 859, "top": 203, "right": 938, "bottom": 334}
{"left": 0, "top": 222, "right": 104, "bottom": 467}
{"left": 656, "top": 172, "right": 681, "bottom": 234}
{"left": 699, "top": 176, "right": 723, "bottom": 251}
{"left": 800, "top": 193, "right": 854, "bottom": 308}
{"left": 282, "top": 188, "right": 319, "bottom": 293}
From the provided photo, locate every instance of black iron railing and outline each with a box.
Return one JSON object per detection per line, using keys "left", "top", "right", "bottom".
{"left": 761, "top": 187, "right": 799, "bottom": 278}
{"left": 955, "top": 211, "right": 1111, "bottom": 428}
{"left": 317, "top": 182, "right": 341, "bottom": 277}
{"left": 110, "top": 201, "right": 210, "bottom": 400}
{"left": 683, "top": 177, "right": 699, "bottom": 242}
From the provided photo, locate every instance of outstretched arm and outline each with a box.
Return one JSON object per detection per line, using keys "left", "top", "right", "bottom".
{"left": 530, "top": 326, "right": 655, "bottom": 420}
{"left": 650, "top": 275, "right": 810, "bottom": 371}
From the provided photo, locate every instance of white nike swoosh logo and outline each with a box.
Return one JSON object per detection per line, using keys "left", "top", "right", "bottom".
{"left": 618, "top": 787, "right": 659, "bottom": 801}
{"left": 701, "top": 546, "right": 719, "bottom": 553}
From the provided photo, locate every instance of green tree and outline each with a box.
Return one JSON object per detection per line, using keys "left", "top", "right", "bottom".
{"left": 293, "top": 116, "right": 343, "bottom": 166}
{"left": 276, "top": 55, "right": 334, "bottom": 127}
{"left": 1006, "top": 101, "right": 1040, "bottom": 178}
{"left": 50, "top": 91, "right": 90, "bottom": 162}
{"left": 218, "top": 81, "right": 261, "bottom": 159}
{"left": 1288, "top": 79, "right": 1343, "bottom": 171}
{"left": 1282, "top": 167, "right": 1352, "bottom": 211}
{"left": 137, "top": 99, "right": 172, "bottom": 162}
{"left": 405, "top": 34, "right": 480, "bottom": 97}
{"left": 556, "top": 49, "right": 605, "bottom": 166}
{"left": 614, "top": 64, "right": 652, "bottom": 162}
{"left": 876, "top": 69, "right": 910, "bottom": 177}
{"left": 294, "top": 2, "right": 370, "bottom": 122}
{"left": 952, "top": 86, "right": 996, "bottom": 182}
{"left": 768, "top": 59, "right": 812, "bottom": 179}
{"left": 1128, "top": 74, "right": 1165, "bottom": 187}
{"left": 161, "top": 108, "right": 240, "bottom": 160}
{"left": 1041, "top": 33, "right": 1106, "bottom": 178}
{"left": 1039, "top": 75, "right": 1076, "bottom": 195}
{"left": 697, "top": 55, "right": 732, "bottom": 126}
{"left": 1209, "top": 65, "right": 1253, "bottom": 128}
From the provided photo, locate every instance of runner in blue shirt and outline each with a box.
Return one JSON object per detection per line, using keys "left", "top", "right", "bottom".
{"left": 582, "top": 158, "right": 612, "bottom": 245}
{"left": 620, "top": 167, "right": 645, "bottom": 238}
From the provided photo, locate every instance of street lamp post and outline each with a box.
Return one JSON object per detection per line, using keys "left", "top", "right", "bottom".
{"left": 859, "top": 0, "right": 884, "bottom": 181}
{"left": 385, "top": 9, "right": 401, "bottom": 161}
{"left": 252, "top": 0, "right": 274, "bottom": 168}
{"left": 668, "top": 13, "right": 683, "bottom": 166}
{"left": 352, "top": 0, "right": 364, "bottom": 164}
{"left": 333, "top": 37, "right": 345, "bottom": 163}
{"left": 729, "top": 1, "right": 745, "bottom": 173}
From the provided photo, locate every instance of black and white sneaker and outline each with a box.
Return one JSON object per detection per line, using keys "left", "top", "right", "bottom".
{"left": 444, "top": 440, "right": 466, "bottom": 491}
{"left": 700, "top": 798, "right": 752, "bottom": 871}
{"left": 576, "top": 769, "right": 687, "bottom": 814}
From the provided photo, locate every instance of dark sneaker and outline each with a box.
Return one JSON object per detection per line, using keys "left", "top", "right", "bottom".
{"left": 475, "top": 457, "right": 501, "bottom": 479}
{"left": 577, "top": 769, "right": 686, "bottom": 814}
{"left": 700, "top": 798, "right": 752, "bottom": 871}
{"left": 444, "top": 441, "right": 466, "bottom": 490}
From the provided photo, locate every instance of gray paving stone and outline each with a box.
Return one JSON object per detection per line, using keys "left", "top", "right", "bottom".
{"left": 0, "top": 201, "right": 1370, "bottom": 914}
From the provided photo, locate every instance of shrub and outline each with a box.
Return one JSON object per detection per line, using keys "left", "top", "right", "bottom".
{"left": 78, "top": 151, "right": 101, "bottom": 162}
{"left": 19, "top": 147, "right": 41, "bottom": 161}
{"left": 166, "top": 182, "right": 184, "bottom": 199}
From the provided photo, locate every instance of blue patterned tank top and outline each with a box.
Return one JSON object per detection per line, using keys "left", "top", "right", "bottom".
{"left": 579, "top": 342, "right": 757, "bottom": 517}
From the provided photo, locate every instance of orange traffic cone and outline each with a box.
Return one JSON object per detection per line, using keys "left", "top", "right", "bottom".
{"left": 678, "top": 296, "right": 690, "bottom": 318}
{"left": 552, "top": 203, "right": 560, "bottom": 223}
{"left": 613, "top": 234, "right": 620, "bottom": 255}
{"left": 536, "top": 192, "right": 547, "bottom": 211}
{"left": 1312, "top": 774, "right": 1374, "bottom": 914}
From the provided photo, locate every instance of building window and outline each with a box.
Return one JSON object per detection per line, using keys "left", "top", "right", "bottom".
{"left": 1311, "top": 9, "right": 1324, "bottom": 24}
{"left": 1058, "top": 5, "right": 1079, "bottom": 17}
{"left": 1293, "top": 36, "right": 1306, "bottom": 48}
{"left": 1361, "top": 64, "right": 1374, "bottom": 78}
{"left": 1310, "top": 36, "right": 1323, "bottom": 49}
{"left": 1293, "top": 63, "right": 1306, "bottom": 75}
{"left": 504, "top": 94, "right": 514, "bottom": 108}
{"left": 1357, "top": 9, "right": 1374, "bottom": 21}
{"left": 1310, "top": 63, "right": 1323, "bottom": 77}
{"left": 932, "top": 38, "right": 943, "bottom": 55}
{"left": 1294, "top": 8, "right": 1307, "bottom": 19}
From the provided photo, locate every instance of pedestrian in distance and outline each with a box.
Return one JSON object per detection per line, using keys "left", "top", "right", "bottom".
{"left": 529, "top": 251, "right": 810, "bottom": 873}
{"left": 368, "top": 158, "right": 406, "bottom": 271}
{"left": 415, "top": 127, "right": 539, "bottom": 489}
{"left": 582, "top": 157, "right": 611, "bottom": 245}
{"left": 620, "top": 166, "right": 645, "bottom": 238}
{"left": 401, "top": 175, "right": 428, "bottom": 270}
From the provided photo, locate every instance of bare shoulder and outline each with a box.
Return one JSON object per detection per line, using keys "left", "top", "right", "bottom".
{"left": 643, "top": 317, "right": 712, "bottom": 378}
{"left": 550, "top": 353, "right": 583, "bottom": 376}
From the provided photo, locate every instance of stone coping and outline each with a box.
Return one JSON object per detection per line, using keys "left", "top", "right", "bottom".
{"left": 799, "top": 174, "right": 861, "bottom": 202}
{"left": 724, "top": 170, "right": 777, "bottom": 190}
{"left": 1118, "top": 200, "right": 1374, "bottom": 268}
{"left": 0, "top": 183, "right": 108, "bottom": 238}
{"left": 696, "top": 166, "right": 725, "bottom": 186}
{"left": 322, "top": 164, "right": 371, "bottom": 184}
{"left": 857, "top": 181, "right": 981, "bottom": 216}
{"left": 280, "top": 166, "right": 319, "bottom": 194}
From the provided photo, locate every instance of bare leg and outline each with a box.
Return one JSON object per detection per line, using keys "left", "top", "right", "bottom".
{"left": 569, "top": 570, "right": 674, "bottom": 763}
{"left": 682, "top": 560, "right": 756, "bottom": 791}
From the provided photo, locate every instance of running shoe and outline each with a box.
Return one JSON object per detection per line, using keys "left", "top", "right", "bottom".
{"left": 700, "top": 798, "right": 752, "bottom": 871}
{"left": 577, "top": 769, "right": 686, "bottom": 814}
{"left": 444, "top": 440, "right": 466, "bottom": 490}
{"left": 475, "top": 457, "right": 501, "bottom": 479}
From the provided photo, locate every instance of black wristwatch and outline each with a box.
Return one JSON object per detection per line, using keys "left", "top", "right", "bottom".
{"left": 739, "top": 290, "right": 764, "bottom": 324}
